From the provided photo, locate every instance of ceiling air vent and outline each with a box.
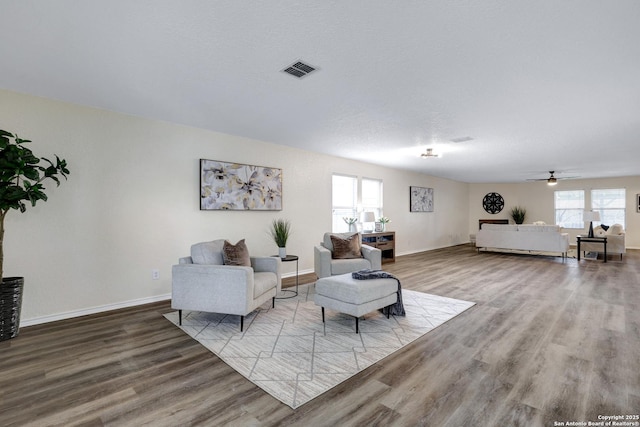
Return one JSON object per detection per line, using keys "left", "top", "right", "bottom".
{"left": 282, "top": 60, "right": 318, "bottom": 79}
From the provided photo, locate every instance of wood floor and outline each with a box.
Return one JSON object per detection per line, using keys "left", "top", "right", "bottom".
{"left": 1, "top": 246, "right": 639, "bottom": 426}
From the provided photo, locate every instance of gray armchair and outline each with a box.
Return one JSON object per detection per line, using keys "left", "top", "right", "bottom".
{"left": 171, "top": 240, "right": 281, "bottom": 331}
{"left": 314, "top": 232, "right": 381, "bottom": 279}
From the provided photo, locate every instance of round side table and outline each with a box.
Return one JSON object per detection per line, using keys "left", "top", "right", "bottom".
{"left": 273, "top": 254, "right": 299, "bottom": 299}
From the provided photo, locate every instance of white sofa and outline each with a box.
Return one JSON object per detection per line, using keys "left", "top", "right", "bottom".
{"left": 580, "top": 224, "right": 626, "bottom": 259}
{"left": 476, "top": 224, "right": 570, "bottom": 258}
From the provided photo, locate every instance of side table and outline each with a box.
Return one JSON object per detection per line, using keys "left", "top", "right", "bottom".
{"left": 576, "top": 235, "right": 607, "bottom": 263}
{"left": 273, "top": 255, "right": 299, "bottom": 298}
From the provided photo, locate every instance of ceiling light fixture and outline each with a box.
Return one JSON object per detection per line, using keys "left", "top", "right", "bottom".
{"left": 420, "top": 148, "right": 439, "bottom": 158}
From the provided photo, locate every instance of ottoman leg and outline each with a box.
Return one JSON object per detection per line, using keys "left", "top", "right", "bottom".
{"left": 355, "top": 316, "right": 359, "bottom": 334}
{"left": 321, "top": 307, "right": 325, "bottom": 323}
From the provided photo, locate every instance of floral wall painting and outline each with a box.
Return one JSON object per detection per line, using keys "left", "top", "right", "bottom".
{"left": 410, "top": 186, "right": 434, "bottom": 212}
{"left": 200, "top": 159, "right": 282, "bottom": 210}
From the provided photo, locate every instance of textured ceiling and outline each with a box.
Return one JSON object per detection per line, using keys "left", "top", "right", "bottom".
{"left": 1, "top": 1, "right": 639, "bottom": 183}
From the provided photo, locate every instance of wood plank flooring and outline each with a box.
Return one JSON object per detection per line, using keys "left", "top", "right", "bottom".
{"left": 1, "top": 246, "right": 638, "bottom": 426}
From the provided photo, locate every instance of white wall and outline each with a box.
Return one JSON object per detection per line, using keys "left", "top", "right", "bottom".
{"left": 1, "top": 89, "right": 469, "bottom": 324}
{"left": 469, "top": 178, "right": 640, "bottom": 248}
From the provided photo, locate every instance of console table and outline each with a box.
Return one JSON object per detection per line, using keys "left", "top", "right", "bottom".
{"left": 362, "top": 231, "right": 395, "bottom": 263}
{"left": 577, "top": 236, "right": 607, "bottom": 263}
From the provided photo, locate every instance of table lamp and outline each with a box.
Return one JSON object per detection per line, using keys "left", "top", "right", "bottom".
{"left": 584, "top": 211, "right": 601, "bottom": 238}
{"left": 361, "top": 211, "right": 376, "bottom": 233}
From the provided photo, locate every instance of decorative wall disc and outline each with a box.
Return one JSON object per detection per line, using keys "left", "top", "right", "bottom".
{"left": 483, "top": 192, "right": 504, "bottom": 214}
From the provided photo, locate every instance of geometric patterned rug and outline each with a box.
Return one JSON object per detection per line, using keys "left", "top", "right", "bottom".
{"left": 164, "top": 283, "right": 475, "bottom": 409}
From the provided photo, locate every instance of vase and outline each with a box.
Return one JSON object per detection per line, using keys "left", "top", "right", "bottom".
{"left": 349, "top": 223, "right": 357, "bottom": 232}
{"left": 0, "top": 277, "right": 24, "bottom": 342}
{"left": 278, "top": 247, "right": 287, "bottom": 259}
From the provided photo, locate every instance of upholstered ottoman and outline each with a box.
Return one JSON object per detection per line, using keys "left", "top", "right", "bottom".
{"left": 314, "top": 272, "right": 398, "bottom": 333}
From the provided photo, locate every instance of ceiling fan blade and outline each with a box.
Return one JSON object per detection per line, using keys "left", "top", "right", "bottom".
{"left": 556, "top": 175, "right": 580, "bottom": 180}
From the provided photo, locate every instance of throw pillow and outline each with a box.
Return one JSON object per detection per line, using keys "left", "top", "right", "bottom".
{"left": 222, "top": 239, "right": 251, "bottom": 266}
{"left": 595, "top": 228, "right": 606, "bottom": 237}
{"left": 600, "top": 224, "right": 610, "bottom": 231}
{"left": 330, "top": 234, "right": 364, "bottom": 259}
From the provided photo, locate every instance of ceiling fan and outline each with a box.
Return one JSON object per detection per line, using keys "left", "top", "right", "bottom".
{"left": 527, "top": 171, "right": 579, "bottom": 186}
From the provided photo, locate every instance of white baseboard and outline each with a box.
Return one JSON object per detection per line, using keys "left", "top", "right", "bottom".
{"left": 21, "top": 268, "right": 316, "bottom": 327}
{"left": 21, "top": 293, "right": 171, "bottom": 327}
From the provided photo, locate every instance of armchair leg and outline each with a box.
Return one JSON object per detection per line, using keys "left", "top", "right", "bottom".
{"left": 355, "top": 316, "right": 359, "bottom": 334}
{"left": 272, "top": 297, "right": 275, "bottom": 308}
{"left": 240, "top": 316, "right": 244, "bottom": 332}
{"left": 178, "top": 310, "right": 182, "bottom": 325}
{"left": 321, "top": 307, "right": 325, "bottom": 323}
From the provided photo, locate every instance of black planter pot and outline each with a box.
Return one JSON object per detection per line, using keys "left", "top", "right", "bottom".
{"left": 0, "top": 277, "right": 24, "bottom": 341}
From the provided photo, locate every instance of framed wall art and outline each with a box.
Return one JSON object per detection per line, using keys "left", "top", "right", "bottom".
{"left": 410, "top": 186, "right": 434, "bottom": 212}
{"left": 200, "top": 159, "right": 282, "bottom": 210}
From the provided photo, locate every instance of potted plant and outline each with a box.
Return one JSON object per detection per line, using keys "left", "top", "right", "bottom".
{"left": 510, "top": 206, "right": 527, "bottom": 224}
{"left": 343, "top": 217, "right": 358, "bottom": 232}
{"left": 0, "top": 129, "right": 69, "bottom": 341}
{"left": 377, "top": 216, "right": 391, "bottom": 232}
{"left": 270, "top": 218, "right": 291, "bottom": 258}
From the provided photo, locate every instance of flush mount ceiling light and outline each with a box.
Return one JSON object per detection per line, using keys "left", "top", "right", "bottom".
{"left": 281, "top": 60, "right": 318, "bottom": 79}
{"left": 420, "top": 148, "right": 439, "bottom": 158}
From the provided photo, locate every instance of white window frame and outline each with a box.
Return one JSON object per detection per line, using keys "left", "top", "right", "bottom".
{"left": 331, "top": 174, "right": 384, "bottom": 232}
{"left": 591, "top": 188, "right": 625, "bottom": 229}
{"left": 331, "top": 174, "right": 358, "bottom": 232}
{"left": 554, "top": 190, "right": 584, "bottom": 229}
{"left": 361, "top": 177, "right": 383, "bottom": 221}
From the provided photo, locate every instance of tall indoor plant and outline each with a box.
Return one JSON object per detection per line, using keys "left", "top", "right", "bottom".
{"left": 0, "top": 129, "right": 69, "bottom": 341}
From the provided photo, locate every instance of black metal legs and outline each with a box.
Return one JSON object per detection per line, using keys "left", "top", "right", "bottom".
{"left": 321, "top": 306, "right": 395, "bottom": 334}
{"left": 178, "top": 310, "right": 182, "bottom": 325}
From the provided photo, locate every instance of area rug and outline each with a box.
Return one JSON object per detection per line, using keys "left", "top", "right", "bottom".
{"left": 164, "top": 283, "right": 475, "bottom": 409}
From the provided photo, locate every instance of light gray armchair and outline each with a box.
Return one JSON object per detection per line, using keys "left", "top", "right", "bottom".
{"left": 314, "top": 232, "right": 382, "bottom": 279}
{"left": 172, "top": 240, "right": 281, "bottom": 331}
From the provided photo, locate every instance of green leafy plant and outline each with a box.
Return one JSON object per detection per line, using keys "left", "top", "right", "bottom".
{"left": 509, "top": 206, "right": 527, "bottom": 224}
{"left": 0, "top": 129, "right": 69, "bottom": 280}
{"left": 270, "top": 218, "right": 291, "bottom": 248}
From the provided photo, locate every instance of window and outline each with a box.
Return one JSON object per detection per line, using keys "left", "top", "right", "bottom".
{"left": 591, "top": 189, "right": 625, "bottom": 228}
{"left": 555, "top": 190, "right": 584, "bottom": 228}
{"left": 332, "top": 175, "right": 357, "bottom": 232}
{"left": 331, "top": 175, "right": 383, "bottom": 232}
{"left": 361, "top": 178, "right": 383, "bottom": 220}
